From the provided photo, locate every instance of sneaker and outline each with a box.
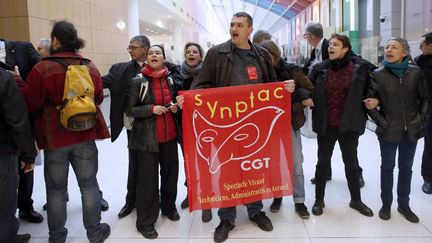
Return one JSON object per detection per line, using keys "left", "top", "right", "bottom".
{"left": 202, "top": 209, "right": 212, "bottom": 222}
{"left": 270, "top": 198, "right": 282, "bottom": 212}
{"left": 181, "top": 195, "right": 189, "bottom": 209}
{"left": 90, "top": 223, "right": 111, "bottom": 243}
{"left": 295, "top": 203, "right": 310, "bottom": 219}
{"left": 379, "top": 205, "right": 391, "bottom": 220}
{"left": 249, "top": 212, "right": 273, "bottom": 231}
{"left": 138, "top": 225, "right": 158, "bottom": 239}
{"left": 397, "top": 206, "right": 419, "bottom": 223}
{"left": 214, "top": 219, "right": 235, "bottom": 243}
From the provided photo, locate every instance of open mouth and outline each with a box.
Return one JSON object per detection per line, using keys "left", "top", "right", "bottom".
{"left": 329, "top": 51, "right": 335, "bottom": 55}
{"left": 232, "top": 33, "right": 239, "bottom": 38}
{"left": 188, "top": 57, "right": 196, "bottom": 62}
{"left": 151, "top": 59, "right": 158, "bottom": 64}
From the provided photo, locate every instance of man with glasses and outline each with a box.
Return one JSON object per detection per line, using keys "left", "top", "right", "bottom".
{"left": 302, "top": 22, "right": 329, "bottom": 75}
{"left": 102, "top": 35, "right": 150, "bottom": 218}
{"left": 415, "top": 32, "right": 432, "bottom": 194}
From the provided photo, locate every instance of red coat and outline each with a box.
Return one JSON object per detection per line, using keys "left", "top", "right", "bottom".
{"left": 22, "top": 52, "right": 110, "bottom": 149}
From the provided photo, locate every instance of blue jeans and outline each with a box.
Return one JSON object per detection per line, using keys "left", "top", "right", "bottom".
{"left": 379, "top": 135, "right": 418, "bottom": 208}
{"left": 44, "top": 141, "right": 105, "bottom": 243}
{"left": 0, "top": 153, "right": 19, "bottom": 243}
{"left": 292, "top": 129, "right": 305, "bottom": 203}
{"left": 218, "top": 201, "right": 263, "bottom": 221}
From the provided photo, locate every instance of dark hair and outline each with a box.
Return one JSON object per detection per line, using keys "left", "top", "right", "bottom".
{"left": 233, "top": 12, "right": 253, "bottom": 27}
{"left": 184, "top": 42, "right": 204, "bottom": 58}
{"left": 130, "top": 35, "right": 150, "bottom": 48}
{"left": 330, "top": 33, "right": 352, "bottom": 52}
{"left": 50, "top": 20, "right": 85, "bottom": 52}
{"left": 422, "top": 32, "right": 432, "bottom": 45}
{"left": 305, "top": 22, "right": 323, "bottom": 38}
{"left": 149, "top": 44, "right": 166, "bottom": 59}
{"left": 253, "top": 30, "right": 272, "bottom": 44}
{"left": 258, "top": 40, "right": 281, "bottom": 63}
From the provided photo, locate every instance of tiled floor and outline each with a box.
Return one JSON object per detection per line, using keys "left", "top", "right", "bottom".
{"left": 19, "top": 128, "right": 432, "bottom": 242}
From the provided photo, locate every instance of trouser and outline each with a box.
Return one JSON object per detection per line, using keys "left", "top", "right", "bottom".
{"left": 44, "top": 141, "right": 105, "bottom": 243}
{"left": 126, "top": 130, "right": 139, "bottom": 204}
{"left": 315, "top": 126, "right": 361, "bottom": 202}
{"left": 0, "top": 153, "right": 19, "bottom": 243}
{"left": 421, "top": 118, "right": 432, "bottom": 182}
{"left": 17, "top": 162, "right": 34, "bottom": 212}
{"left": 135, "top": 140, "right": 179, "bottom": 229}
{"left": 218, "top": 201, "right": 263, "bottom": 221}
{"left": 292, "top": 129, "right": 305, "bottom": 203}
{"left": 379, "top": 134, "right": 417, "bottom": 207}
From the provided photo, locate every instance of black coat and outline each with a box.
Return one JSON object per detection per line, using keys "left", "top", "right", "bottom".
{"left": 415, "top": 54, "right": 432, "bottom": 103}
{"left": 102, "top": 60, "right": 141, "bottom": 141}
{"left": 303, "top": 38, "right": 329, "bottom": 75}
{"left": 1, "top": 39, "right": 40, "bottom": 80}
{"left": 309, "top": 56, "right": 375, "bottom": 135}
{"left": 368, "top": 65, "right": 430, "bottom": 143}
{"left": 0, "top": 69, "right": 36, "bottom": 163}
{"left": 126, "top": 70, "right": 180, "bottom": 152}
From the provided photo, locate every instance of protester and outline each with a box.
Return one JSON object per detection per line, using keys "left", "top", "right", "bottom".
{"left": 177, "top": 12, "right": 294, "bottom": 243}
{"left": 259, "top": 39, "right": 313, "bottom": 219}
{"left": 308, "top": 34, "right": 374, "bottom": 218}
{"left": 20, "top": 20, "right": 111, "bottom": 242}
{"left": 366, "top": 37, "right": 429, "bottom": 223}
{"left": 126, "top": 44, "right": 181, "bottom": 239}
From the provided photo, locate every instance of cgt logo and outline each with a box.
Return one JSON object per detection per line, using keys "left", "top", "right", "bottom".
{"left": 241, "top": 157, "right": 270, "bottom": 171}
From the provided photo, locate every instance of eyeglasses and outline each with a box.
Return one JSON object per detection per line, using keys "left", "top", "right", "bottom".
{"left": 127, "top": 45, "right": 145, "bottom": 51}
{"left": 303, "top": 33, "right": 311, "bottom": 39}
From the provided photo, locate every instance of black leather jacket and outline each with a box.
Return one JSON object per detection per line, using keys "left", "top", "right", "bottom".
{"left": 125, "top": 69, "right": 180, "bottom": 152}
{"left": 368, "top": 65, "right": 430, "bottom": 143}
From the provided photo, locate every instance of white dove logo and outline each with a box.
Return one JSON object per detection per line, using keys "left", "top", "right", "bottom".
{"left": 193, "top": 106, "right": 285, "bottom": 174}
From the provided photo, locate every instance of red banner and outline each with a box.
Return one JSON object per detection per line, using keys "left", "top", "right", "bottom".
{"left": 181, "top": 82, "right": 293, "bottom": 211}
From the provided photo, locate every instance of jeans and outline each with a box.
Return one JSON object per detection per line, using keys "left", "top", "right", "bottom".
{"left": 292, "top": 129, "right": 305, "bottom": 203}
{"left": 218, "top": 201, "right": 263, "bottom": 221}
{"left": 44, "top": 141, "right": 106, "bottom": 243}
{"left": 379, "top": 135, "right": 417, "bottom": 208}
{"left": 0, "top": 153, "right": 19, "bottom": 243}
{"left": 315, "top": 126, "right": 361, "bottom": 202}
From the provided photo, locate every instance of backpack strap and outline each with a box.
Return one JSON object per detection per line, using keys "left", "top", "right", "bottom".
{"left": 42, "top": 56, "right": 91, "bottom": 68}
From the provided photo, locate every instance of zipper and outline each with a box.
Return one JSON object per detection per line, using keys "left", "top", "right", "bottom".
{"left": 399, "top": 74, "right": 408, "bottom": 131}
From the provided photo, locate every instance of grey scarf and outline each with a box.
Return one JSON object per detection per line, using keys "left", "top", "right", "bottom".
{"left": 180, "top": 61, "right": 202, "bottom": 80}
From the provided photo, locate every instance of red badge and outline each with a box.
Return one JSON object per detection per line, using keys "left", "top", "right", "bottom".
{"left": 247, "top": 66, "right": 258, "bottom": 81}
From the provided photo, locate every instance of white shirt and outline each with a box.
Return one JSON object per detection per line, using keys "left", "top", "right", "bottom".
{"left": 314, "top": 38, "right": 325, "bottom": 62}
{"left": 0, "top": 40, "right": 6, "bottom": 64}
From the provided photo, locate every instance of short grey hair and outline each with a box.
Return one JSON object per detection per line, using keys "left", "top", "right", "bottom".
{"left": 130, "top": 35, "right": 150, "bottom": 48}
{"left": 38, "top": 38, "right": 51, "bottom": 49}
{"left": 388, "top": 37, "right": 410, "bottom": 53}
{"left": 305, "top": 22, "right": 323, "bottom": 38}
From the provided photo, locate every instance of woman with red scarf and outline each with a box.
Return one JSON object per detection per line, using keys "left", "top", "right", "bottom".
{"left": 126, "top": 45, "right": 181, "bottom": 239}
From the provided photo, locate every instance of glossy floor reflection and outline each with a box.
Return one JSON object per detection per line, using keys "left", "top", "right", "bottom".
{"left": 19, "top": 129, "right": 432, "bottom": 242}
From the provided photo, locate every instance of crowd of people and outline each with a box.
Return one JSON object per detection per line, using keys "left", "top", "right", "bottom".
{"left": 0, "top": 11, "right": 431, "bottom": 243}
